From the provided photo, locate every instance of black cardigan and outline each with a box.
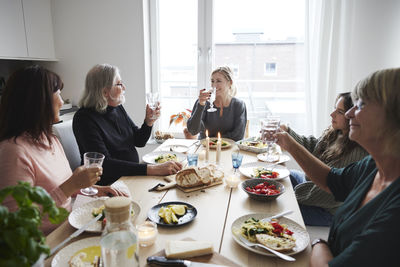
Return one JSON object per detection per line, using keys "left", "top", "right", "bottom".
{"left": 73, "top": 105, "right": 152, "bottom": 185}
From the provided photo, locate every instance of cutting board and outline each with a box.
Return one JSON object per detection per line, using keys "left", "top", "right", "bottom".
{"left": 156, "top": 176, "right": 224, "bottom": 193}
{"left": 147, "top": 238, "right": 240, "bottom": 267}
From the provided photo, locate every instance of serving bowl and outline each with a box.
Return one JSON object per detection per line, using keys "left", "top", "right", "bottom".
{"left": 241, "top": 178, "right": 285, "bottom": 201}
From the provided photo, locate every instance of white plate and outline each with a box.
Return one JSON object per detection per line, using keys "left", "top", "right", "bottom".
{"left": 68, "top": 199, "right": 140, "bottom": 233}
{"left": 231, "top": 213, "right": 309, "bottom": 257}
{"left": 142, "top": 151, "right": 186, "bottom": 164}
{"left": 51, "top": 236, "right": 101, "bottom": 267}
{"left": 159, "top": 144, "right": 190, "bottom": 153}
{"left": 239, "top": 162, "right": 290, "bottom": 181}
{"left": 257, "top": 153, "right": 291, "bottom": 164}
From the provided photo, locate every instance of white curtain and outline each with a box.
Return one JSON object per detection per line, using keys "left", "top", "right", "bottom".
{"left": 305, "top": 0, "right": 355, "bottom": 136}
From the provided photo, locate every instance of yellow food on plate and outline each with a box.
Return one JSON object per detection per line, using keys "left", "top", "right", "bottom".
{"left": 158, "top": 205, "right": 188, "bottom": 224}
{"left": 241, "top": 140, "right": 267, "bottom": 148}
{"left": 154, "top": 153, "right": 178, "bottom": 163}
{"left": 68, "top": 246, "right": 101, "bottom": 267}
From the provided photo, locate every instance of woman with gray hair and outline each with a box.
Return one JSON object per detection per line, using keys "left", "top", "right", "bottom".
{"left": 275, "top": 68, "right": 400, "bottom": 266}
{"left": 73, "top": 64, "right": 182, "bottom": 185}
{"left": 187, "top": 66, "right": 247, "bottom": 141}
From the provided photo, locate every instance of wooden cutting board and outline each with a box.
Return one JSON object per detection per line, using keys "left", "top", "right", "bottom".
{"left": 156, "top": 176, "right": 224, "bottom": 193}
{"left": 147, "top": 238, "right": 240, "bottom": 267}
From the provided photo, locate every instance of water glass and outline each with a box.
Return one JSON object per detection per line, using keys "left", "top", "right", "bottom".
{"left": 146, "top": 92, "right": 160, "bottom": 119}
{"left": 187, "top": 153, "right": 199, "bottom": 166}
{"left": 207, "top": 87, "right": 217, "bottom": 112}
{"left": 232, "top": 153, "right": 243, "bottom": 172}
{"left": 80, "top": 152, "right": 105, "bottom": 196}
{"left": 260, "top": 116, "right": 281, "bottom": 162}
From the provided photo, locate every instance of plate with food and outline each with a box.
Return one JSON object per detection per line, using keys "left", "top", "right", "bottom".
{"left": 239, "top": 162, "right": 290, "bottom": 181}
{"left": 51, "top": 236, "right": 101, "bottom": 267}
{"left": 154, "top": 131, "right": 174, "bottom": 144}
{"left": 236, "top": 137, "right": 269, "bottom": 153}
{"left": 147, "top": 201, "right": 197, "bottom": 227}
{"left": 68, "top": 199, "right": 140, "bottom": 233}
{"left": 142, "top": 152, "right": 186, "bottom": 164}
{"left": 231, "top": 213, "right": 309, "bottom": 257}
{"left": 201, "top": 137, "right": 233, "bottom": 149}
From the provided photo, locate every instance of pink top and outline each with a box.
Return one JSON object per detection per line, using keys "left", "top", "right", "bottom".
{"left": 0, "top": 134, "right": 72, "bottom": 235}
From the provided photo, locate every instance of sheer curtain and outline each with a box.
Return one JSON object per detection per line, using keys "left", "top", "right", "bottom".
{"left": 305, "top": 0, "right": 355, "bottom": 136}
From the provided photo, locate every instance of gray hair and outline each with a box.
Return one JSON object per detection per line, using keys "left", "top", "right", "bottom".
{"left": 79, "top": 64, "right": 119, "bottom": 113}
{"left": 352, "top": 67, "right": 400, "bottom": 154}
{"left": 211, "top": 66, "right": 238, "bottom": 96}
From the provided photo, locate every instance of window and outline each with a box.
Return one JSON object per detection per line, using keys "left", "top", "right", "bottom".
{"left": 264, "top": 62, "right": 277, "bottom": 75}
{"left": 150, "top": 0, "right": 306, "bottom": 137}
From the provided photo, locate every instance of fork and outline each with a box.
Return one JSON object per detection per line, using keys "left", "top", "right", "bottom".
{"left": 237, "top": 234, "right": 296, "bottom": 261}
{"left": 261, "top": 210, "right": 293, "bottom": 223}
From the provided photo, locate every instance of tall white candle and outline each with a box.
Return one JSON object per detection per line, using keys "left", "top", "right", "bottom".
{"left": 205, "top": 130, "right": 210, "bottom": 162}
{"left": 216, "top": 132, "right": 221, "bottom": 165}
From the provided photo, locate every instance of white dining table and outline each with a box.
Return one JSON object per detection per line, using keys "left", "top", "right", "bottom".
{"left": 45, "top": 138, "right": 311, "bottom": 266}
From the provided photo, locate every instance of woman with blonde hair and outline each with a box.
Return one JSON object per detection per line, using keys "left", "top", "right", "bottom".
{"left": 187, "top": 66, "right": 247, "bottom": 141}
{"left": 275, "top": 68, "right": 400, "bottom": 266}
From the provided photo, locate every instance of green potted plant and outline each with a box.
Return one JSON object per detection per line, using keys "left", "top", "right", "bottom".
{"left": 0, "top": 181, "right": 68, "bottom": 266}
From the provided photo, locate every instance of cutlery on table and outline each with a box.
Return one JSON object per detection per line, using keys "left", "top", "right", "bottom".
{"left": 48, "top": 213, "right": 103, "bottom": 257}
{"left": 147, "top": 256, "right": 227, "bottom": 266}
{"left": 261, "top": 210, "right": 293, "bottom": 223}
{"left": 236, "top": 234, "right": 296, "bottom": 262}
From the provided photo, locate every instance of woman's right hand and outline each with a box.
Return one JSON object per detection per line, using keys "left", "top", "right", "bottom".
{"left": 274, "top": 129, "right": 296, "bottom": 152}
{"left": 60, "top": 166, "right": 102, "bottom": 197}
{"left": 198, "top": 89, "right": 211, "bottom": 106}
{"left": 147, "top": 161, "right": 183, "bottom": 176}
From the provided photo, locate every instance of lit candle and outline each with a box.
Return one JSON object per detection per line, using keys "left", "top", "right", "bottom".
{"left": 205, "top": 130, "right": 210, "bottom": 162}
{"left": 225, "top": 174, "right": 240, "bottom": 188}
{"left": 216, "top": 132, "right": 221, "bottom": 165}
{"left": 137, "top": 221, "right": 158, "bottom": 247}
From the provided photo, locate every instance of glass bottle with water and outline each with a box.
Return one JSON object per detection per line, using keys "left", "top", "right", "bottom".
{"left": 101, "top": 197, "right": 139, "bottom": 267}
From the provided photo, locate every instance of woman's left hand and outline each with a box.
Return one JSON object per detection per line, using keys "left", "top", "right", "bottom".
{"left": 94, "top": 185, "right": 129, "bottom": 197}
{"left": 145, "top": 103, "right": 161, "bottom": 126}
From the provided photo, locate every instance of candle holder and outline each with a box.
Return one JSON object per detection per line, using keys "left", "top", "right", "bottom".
{"left": 137, "top": 221, "right": 158, "bottom": 247}
{"left": 225, "top": 173, "right": 240, "bottom": 188}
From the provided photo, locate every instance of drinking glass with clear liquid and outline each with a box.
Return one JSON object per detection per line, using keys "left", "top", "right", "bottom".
{"left": 80, "top": 152, "right": 105, "bottom": 196}
{"left": 146, "top": 92, "right": 160, "bottom": 119}
{"left": 207, "top": 87, "right": 217, "bottom": 112}
{"left": 261, "top": 116, "right": 281, "bottom": 162}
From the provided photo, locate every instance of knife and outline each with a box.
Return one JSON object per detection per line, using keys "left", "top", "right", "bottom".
{"left": 48, "top": 213, "right": 102, "bottom": 257}
{"left": 147, "top": 256, "right": 227, "bottom": 267}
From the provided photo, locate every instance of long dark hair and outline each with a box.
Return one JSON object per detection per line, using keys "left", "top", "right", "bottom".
{"left": 314, "top": 92, "right": 359, "bottom": 164}
{"left": 0, "top": 65, "right": 63, "bottom": 145}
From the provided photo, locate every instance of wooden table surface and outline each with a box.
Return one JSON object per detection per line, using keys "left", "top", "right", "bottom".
{"left": 45, "top": 138, "right": 311, "bottom": 266}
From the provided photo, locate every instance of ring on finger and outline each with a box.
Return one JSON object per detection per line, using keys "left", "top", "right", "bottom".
{"left": 95, "top": 172, "right": 99, "bottom": 176}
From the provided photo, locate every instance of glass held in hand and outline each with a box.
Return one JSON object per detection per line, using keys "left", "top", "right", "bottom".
{"left": 146, "top": 92, "right": 160, "bottom": 119}
{"left": 207, "top": 87, "right": 217, "bottom": 112}
{"left": 80, "top": 152, "right": 105, "bottom": 196}
{"left": 231, "top": 153, "right": 243, "bottom": 173}
{"left": 260, "top": 116, "right": 281, "bottom": 162}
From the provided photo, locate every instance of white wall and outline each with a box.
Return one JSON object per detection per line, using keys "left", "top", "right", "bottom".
{"left": 44, "top": 0, "right": 149, "bottom": 123}
{"left": 350, "top": 0, "right": 400, "bottom": 86}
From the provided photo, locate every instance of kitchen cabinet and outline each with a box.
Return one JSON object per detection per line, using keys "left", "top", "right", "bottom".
{"left": 0, "top": 0, "right": 56, "bottom": 60}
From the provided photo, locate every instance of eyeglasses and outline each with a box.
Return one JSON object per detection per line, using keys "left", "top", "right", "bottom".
{"left": 354, "top": 99, "right": 365, "bottom": 111}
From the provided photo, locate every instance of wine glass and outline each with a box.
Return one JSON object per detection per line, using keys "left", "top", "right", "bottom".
{"left": 232, "top": 152, "right": 243, "bottom": 173}
{"left": 146, "top": 92, "right": 160, "bottom": 119}
{"left": 80, "top": 152, "right": 105, "bottom": 196}
{"left": 261, "top": 116, "right": 281, "bottom": 162}
{"left": 207, "top": 87, "right": 217, "bottom": 112}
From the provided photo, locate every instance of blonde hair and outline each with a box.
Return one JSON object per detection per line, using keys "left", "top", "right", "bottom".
{"left": 211, "top": 66, "right": 237, "bottom": 96}
{"left": 79, "top": 64, "right": 119, "bottom": 113}
{"left": 352, "top": 68, "right": 400, "bottom": 154}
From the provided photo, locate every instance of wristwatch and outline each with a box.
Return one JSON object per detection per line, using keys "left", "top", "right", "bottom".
{"left": 311, "top": 238, "right": 329, "bottom": 248}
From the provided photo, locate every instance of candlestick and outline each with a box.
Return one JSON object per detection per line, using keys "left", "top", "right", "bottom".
{"left": 216, "top": 132, "right": 221, "bottom": 165}
{"left": 225, "top": 174, "right": 240, "bottom": 188}
{"left": 137, "top": 221, "right": 158, "bottom": 247}
{"left": 205, "top": 130, "right": 210, "bottom": 162}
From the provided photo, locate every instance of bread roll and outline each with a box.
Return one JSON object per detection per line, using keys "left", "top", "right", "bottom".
{"left": 175, "top": 165, "right": 224, "bottom": 188}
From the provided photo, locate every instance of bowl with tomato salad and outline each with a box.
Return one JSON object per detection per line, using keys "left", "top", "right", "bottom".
{"left": 241, "top": 179, "right": 285, "bottom": 201}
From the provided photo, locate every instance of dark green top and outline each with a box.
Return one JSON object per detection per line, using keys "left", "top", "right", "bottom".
{"left": 327, "top": 156, "right": 400, "bottom": 266}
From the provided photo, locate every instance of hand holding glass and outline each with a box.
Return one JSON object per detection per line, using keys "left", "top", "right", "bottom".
{"left": 146, "top": 92, "right": 160, "bottom": 119}
{"left": 80, "top": 152, "right": 105, "bottom": 196}
{"left": 261, "top": 116, "right": 281, "bottom": 162}
{"left": 207, "top": 87, "right": 217, "bottom": 112}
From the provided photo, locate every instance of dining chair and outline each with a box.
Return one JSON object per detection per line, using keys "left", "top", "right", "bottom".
{"left": 52, "top": 120, "right": 81, "bottom": 171}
